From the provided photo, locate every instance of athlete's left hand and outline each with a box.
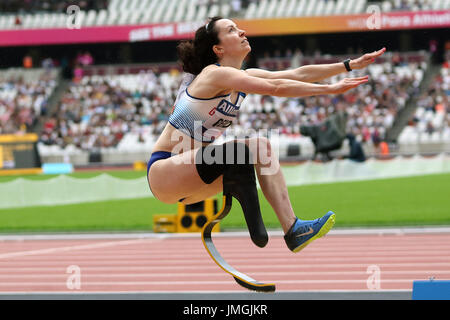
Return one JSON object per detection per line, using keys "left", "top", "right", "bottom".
{"left": 350, "top": 47, "right": 386, "bottom": 70}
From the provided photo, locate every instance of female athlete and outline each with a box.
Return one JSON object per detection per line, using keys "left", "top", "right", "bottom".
{"left": 147, "top": 16, "right": 386, "bottom": 252}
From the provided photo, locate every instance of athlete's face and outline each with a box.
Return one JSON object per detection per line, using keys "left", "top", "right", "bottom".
{"left": 213, "top": 19, "right": 251, "bottom": 59}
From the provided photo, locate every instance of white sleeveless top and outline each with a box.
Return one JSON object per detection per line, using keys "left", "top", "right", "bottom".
{"left": 168, "top": 74, "right": 246, "bottom": 143}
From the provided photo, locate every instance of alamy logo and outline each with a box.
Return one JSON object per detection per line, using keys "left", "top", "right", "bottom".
{"left": 366, "top": 5, "right": 382, "bottom": 30}
{"left": 366, "top": 265, "right": 381, "bottom": 290}
{"left": 66, "top": 5, "right": 82, "bottom": 29}
{"left": 66, "top": 265, "right": 81, "bottom": 290}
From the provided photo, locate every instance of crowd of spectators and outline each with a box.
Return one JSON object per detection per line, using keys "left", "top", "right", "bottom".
{"left": 406, "top": 48, "right": 449, "bottom": 137}
{"left": 40, "top": 68, "right": 181, "bottom": 150}
{"left": 38, "top": 51, "right": 427, "bottom": 153}
{"left": 0, "top": 69, "right": 57, "bottom": 135}
{"left": 237, "top": 50, "right": 426, "bottom": 147}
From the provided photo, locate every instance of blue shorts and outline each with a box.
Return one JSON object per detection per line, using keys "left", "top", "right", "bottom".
{"left": 147, "top": 151, "right": 173, "bottom": 176}
{"left": 147, "top": 151, "right": 186, "bottom": 203}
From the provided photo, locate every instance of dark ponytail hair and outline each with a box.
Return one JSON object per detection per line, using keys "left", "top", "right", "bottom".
{"left": 177, "top": 16, "right": 223, "bottom": 76}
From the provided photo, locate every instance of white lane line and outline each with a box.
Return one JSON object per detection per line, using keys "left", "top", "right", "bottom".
{"left": 1, "top": 247, "right": 447, "bottom": 258}
{"left": 0, "top": 270, "right": 448, "bottom": 279}
{"left": 0, "top": 279, "right": 418, "bottom": 286}
{"left": 0, "top": 227, "right": 449, "bottom": 241}
{"left": 0, "top": 289, "right": 412, "bottom": 294}
{"left": 0, "top": 254, "right": 447, "bottom": 264}
{"left": 0, "top": 239, "right": 159, "bottom": 260}
{"left": 0, "top": 262, "right": 450, "bottom": 272}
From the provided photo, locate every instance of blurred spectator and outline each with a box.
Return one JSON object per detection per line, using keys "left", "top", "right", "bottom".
{"left": 77, "top": 52, "right": 94, "bottom": 67}
{"left": 73, "top": 64, "right": 84, "bottom": 83}
{"left": 379, "top": 140, "right": 390, "bottom": 156}
{"left": 346, "top": 133, "right": 366, "bottom": 162}
{"left": 290, "top": 48, "right": 303, "bottom": 69}
{"left": 42, "top": 58, "right": 55, "bottom": 70}
{"left": 14, "top": 15, "right": 22, "bottom": 26}
{"left": 426, "top": 121, "right": 435, "bottom": 135}
{"left": 429, "top": 39, "right": 438, "bottom": 64}
{"left": 23, "top": 55, "right": 33, "bottom": 69}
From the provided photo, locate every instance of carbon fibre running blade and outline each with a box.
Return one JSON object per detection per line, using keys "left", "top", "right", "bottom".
{"left": 201, "top": 195, "right": 276, "bottom": 293}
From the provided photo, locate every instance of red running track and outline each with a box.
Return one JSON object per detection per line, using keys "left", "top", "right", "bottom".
{"left": 0, "top": 231, "right": 449, "bottom": 293}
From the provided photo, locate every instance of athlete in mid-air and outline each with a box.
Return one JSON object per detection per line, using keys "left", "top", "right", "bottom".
{"left": 147, "top": 16, "right": 386, "bottom": 252}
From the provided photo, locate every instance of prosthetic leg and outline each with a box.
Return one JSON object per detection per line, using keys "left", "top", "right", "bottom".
{"left": 201, "top": 194, "right": 275, "bottom": 292}
{"left": 199, "top": 142, "right": 276, "bottom": 292}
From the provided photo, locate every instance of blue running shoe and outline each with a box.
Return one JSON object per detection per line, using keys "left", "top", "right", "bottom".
{"left": 284, "top": 212, "right": 336, "bottom": 253}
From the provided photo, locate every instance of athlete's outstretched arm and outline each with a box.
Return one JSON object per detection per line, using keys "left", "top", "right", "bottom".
{"left": 246, "top": 47, "right": 386, "bottom": 83}
{"left": 207, "top": 66, "right": 369, "bottom": 98}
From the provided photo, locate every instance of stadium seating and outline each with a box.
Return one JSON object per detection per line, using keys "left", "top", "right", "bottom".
{"left": 248, "top": 0, "right": 366, "bottom": 19}
{"left": 242, "top": 60, "right": 424, "bottom": 147}
{"left": 398, "top": 62, "right": 450, "bottom": 146}
{"left": 38, "top": 68, "right": 182, "bottom": 154}
{"left": 33, "top": 50, "right": 435, "bottom": 163}
{"left": 2, "top": 0, "right": 449, "bottom": 30}
{"left": 380, "top": 0, "right": 449, "bottom": 11}
{"left": 1, "top": 2, "right": 447, "bottom": 161}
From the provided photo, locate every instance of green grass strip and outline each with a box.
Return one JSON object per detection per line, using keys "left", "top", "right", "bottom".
{"left": 0, "top": 173, "right": 449, "bottom": 233}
